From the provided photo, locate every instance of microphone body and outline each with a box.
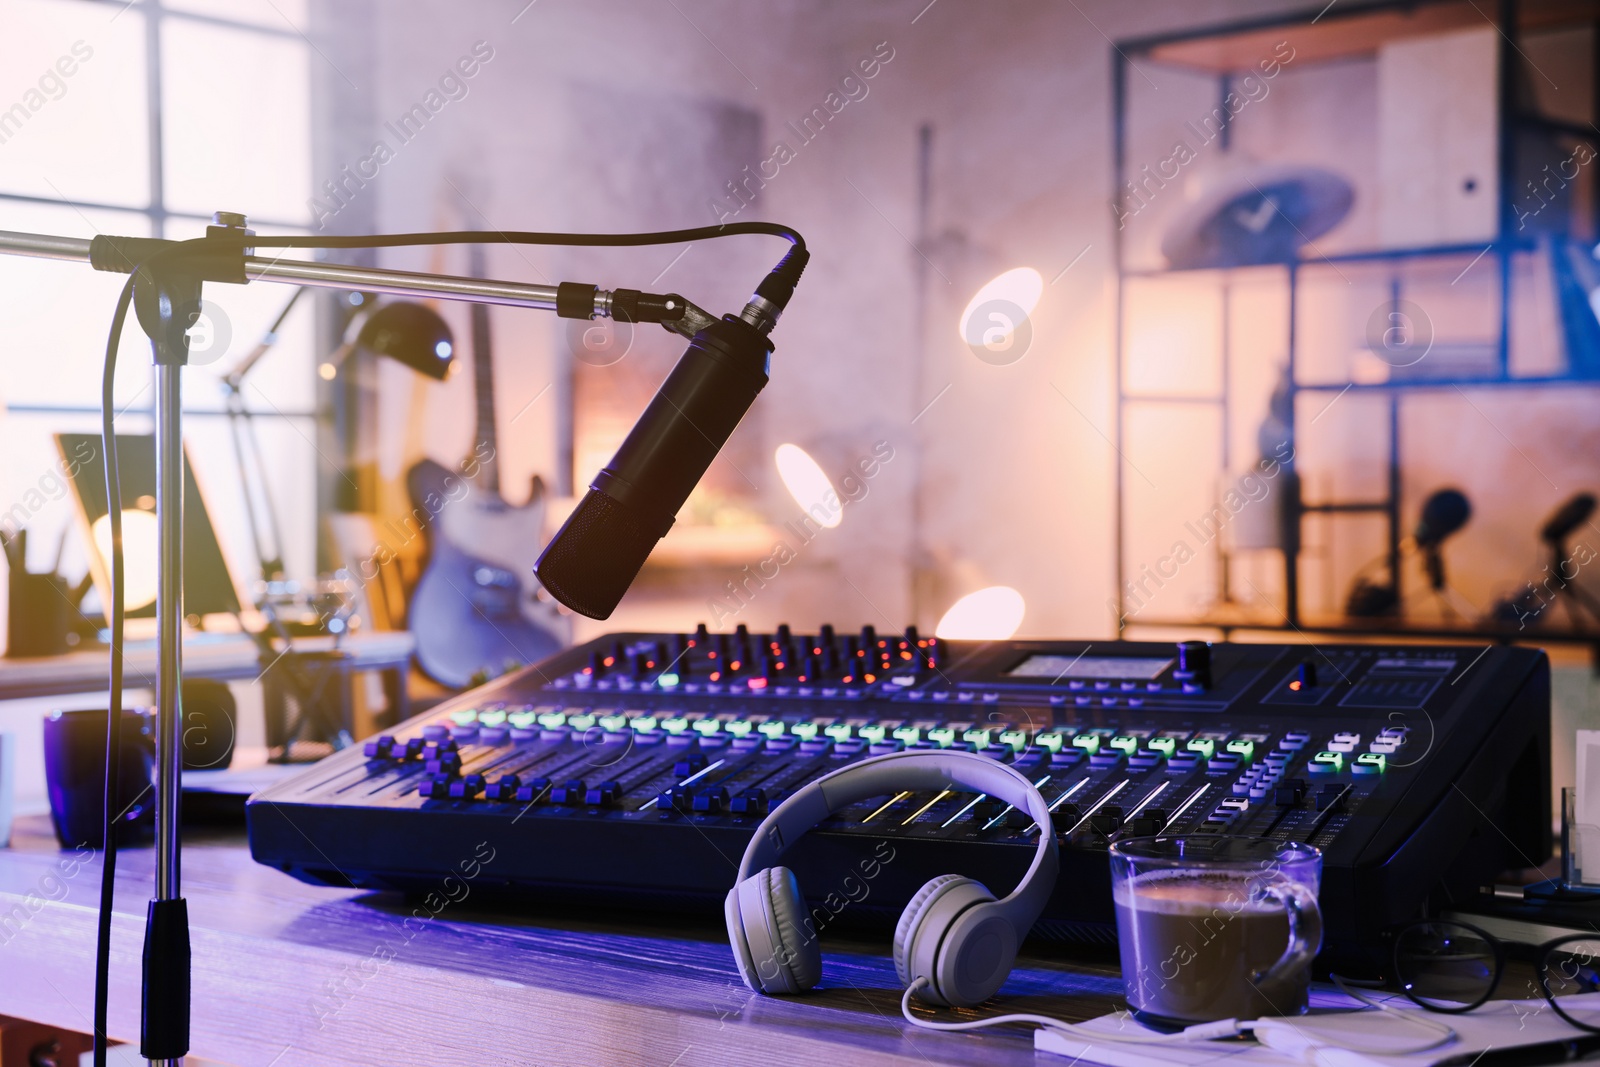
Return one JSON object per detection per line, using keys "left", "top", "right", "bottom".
{"left": 1414, "top": 489, "right": 1471, "bottom": 549}
{"left": 536, "top": 316, "right": 772, "bottom": 618}
{"left": 1542, "top": 492, "right": 1597, "bottom": 545}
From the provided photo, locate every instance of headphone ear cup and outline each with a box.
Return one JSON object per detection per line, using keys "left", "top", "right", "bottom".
{"left": 894, "top": 874, "right": 966, "bottom": 988}
{"left": 726, "top": 866, "right": 821, "bottom": 995}
{"left": 896, "top": 875, "right": 1015, "bottom": 1007}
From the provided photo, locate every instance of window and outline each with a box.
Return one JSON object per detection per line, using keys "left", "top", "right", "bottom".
{"left": 0, "top": 0, "right": 316, "bottom": 633}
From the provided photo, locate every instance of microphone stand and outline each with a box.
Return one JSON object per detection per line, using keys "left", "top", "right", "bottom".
{"left": 0, "top": 216, "right": 723, "bottom": 1066}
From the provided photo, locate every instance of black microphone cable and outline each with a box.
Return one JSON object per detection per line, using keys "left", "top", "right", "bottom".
{"left": 89, "top": 221, "right": 805, "bottom": 1065}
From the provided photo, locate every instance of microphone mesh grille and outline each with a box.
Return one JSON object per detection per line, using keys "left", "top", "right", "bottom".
{"left": 534, "top": 490, "right": 660, "bottom": 620}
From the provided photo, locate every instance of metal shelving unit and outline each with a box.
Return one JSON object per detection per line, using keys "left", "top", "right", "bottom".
{"left": 1110, "top": 0, "right": 1600, "bottom": 658}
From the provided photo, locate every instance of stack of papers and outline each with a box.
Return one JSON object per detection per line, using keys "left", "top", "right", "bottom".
{"left": 1036, "top": 988, "right": 1600, "bottom": 1066}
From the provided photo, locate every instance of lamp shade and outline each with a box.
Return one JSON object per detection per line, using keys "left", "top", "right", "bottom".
{"left": 352, "top": 301, "right": 456, "bottom": 380}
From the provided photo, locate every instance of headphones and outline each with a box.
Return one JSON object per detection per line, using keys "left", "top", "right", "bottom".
{"left": 725, "top": 749, "right": 1058, "bottom": 1008}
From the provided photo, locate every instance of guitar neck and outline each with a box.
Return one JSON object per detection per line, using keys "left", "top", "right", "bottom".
{"left": 468, "top": 241, "right": 500, "bottom": 495}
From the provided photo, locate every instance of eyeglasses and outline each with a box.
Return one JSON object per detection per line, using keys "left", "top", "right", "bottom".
{"left": 1391, "top": 920, "right": 1600, "bottom": 1033}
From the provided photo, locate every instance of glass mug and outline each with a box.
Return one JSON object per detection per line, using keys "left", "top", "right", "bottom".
{"left": 1109, "top": 836, "right": 1322, "bottom": 1027}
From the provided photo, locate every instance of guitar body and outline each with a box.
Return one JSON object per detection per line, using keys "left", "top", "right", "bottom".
{"left": 407, "top": 459, "right": 569, "bottom": 688}
{"left": 405, "top": 231, "right": 570, "bottom": 687}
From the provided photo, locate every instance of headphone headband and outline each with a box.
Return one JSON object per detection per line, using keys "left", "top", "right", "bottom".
{"left": 737, "top": 749, "right": 1059, "bottom": 921}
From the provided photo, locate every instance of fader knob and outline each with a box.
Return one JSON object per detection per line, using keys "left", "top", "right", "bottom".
{"left": 776, "top": 623, "right": 792, "bottom": 644}
{"left": 819, "top": 623, "right": 835, "bottom": 646}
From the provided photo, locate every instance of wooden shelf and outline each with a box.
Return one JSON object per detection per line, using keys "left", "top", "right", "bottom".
{"left": 1133, "top": 0, "right": 1600, "bottom": 73}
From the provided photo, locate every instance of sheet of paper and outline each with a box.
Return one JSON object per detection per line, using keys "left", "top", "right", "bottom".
{"left": 1576, "top": 730, "right": 1600, "bottom": 881}
{"left": 1035, "top": 989, "right": 1600, "bottom": 1067}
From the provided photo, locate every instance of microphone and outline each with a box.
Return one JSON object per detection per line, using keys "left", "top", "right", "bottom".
{"left": 1414, "top": 489, "right": 1471, "bottom": 549}
{"left": 1541, "top": 492, "right": 1596, "bottom": 545}
{"left": 536, "top": 248, "right": 807, "bottom": 619}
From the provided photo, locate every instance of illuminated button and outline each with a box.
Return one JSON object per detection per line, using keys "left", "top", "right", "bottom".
{"left": 1225, "top": 739, "right": 1255, "bottom": 761}
{"left": 824, "top": 723, "right": 853, "bottom": 741}
{"left": 891, "top": 726, "right": 922, "bottom": 745}
{"left": 567, "top": 713, "right": 597, "bottom": 731}
{"left": 508, "top": 710, "right": 537, "bottom": 729}
{"left": 476, "top": 709, "right": 507, "bottom": 727}
{"left": 963, "top": 729, "right": 993, "bottom": 748}
{"left": 1071, "top": 734, "right": 1100, "bottom": 755}
{"left": 1186, "top": 739, "right": 1215, "bottom": 759}
{"left": 999, "top": 730, "right": 1028, "bottom": 752}
{"left": 1354, "top": 752, "right": 1386, "bottom": 774}
{"left": 661, "top": 717, "right": 691, "bottom": 734}
{"left": 725, "top": 720, "right": 754, "bottom": 738}
{"left": 927, "top": 727, "right": 957, "bottom": 747}
{"left": 1219, "top": 797, "right": 1249, "bottom": 812}
{"left": 1034, "top": 732, "right": 1065, "bottom": 752}
{"left": 449, "top": 709, "right": 479, "bottom": 725}
{"left": 537, "top": 711, "right": 567, "bottom": 729}
{"left": 791, "top": 722, "right": 820, "bottom": 740}
{"left": 631, "top": 716, "right": 658, "bottom": 733}
{"left": 692, "top": 719, "right": 722, "bottom": 736}
{"left": 1148, "top": 737, "right": 1177, "bottom": 757}
{"left": 1109, "top": 736, "right": 1139, "bottom": 755}
{"left": 858, "top": 724, "right": 887, "bottom": 743}
{"left": 758, "top": 721, "right": 787, "bottom": 739}
{"left": 598, "top": 715, "right": 629, "bottom": 733}
{"left": 1310, "top": 751, "right": 1343, "bottom": 773}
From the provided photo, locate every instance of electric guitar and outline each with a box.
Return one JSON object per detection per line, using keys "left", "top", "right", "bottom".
{"left": 407, "top": 241, "right": 569, "bottom": 687}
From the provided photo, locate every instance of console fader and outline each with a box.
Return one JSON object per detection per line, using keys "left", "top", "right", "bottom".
{"left": 247, "top": 626, "right": 1550, "bottom": 966}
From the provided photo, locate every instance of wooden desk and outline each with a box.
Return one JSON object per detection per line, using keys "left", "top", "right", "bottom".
{"left": 0, "top": 631, "right": 414, "bottom": 701}
{"left": 0, "top": 815, "right": 1124, "bottom": 1066}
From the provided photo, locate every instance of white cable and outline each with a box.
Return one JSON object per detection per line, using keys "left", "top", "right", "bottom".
{"left": 899, "top": 979, "right": 1244, "bottom": 1043}
{"left": 899, "top": 976, "right": 1458, "bottom": 1056}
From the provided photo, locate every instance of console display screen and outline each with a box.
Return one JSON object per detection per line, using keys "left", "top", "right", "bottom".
{"left": 1004, "top": 654, "right": 1173, "bottom": 681}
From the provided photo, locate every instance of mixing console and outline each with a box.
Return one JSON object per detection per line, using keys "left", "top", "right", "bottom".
{"left": 248, "top": 626, "right": 1551, "bottom": 966}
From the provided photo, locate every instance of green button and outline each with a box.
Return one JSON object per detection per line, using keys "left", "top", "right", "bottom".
{"left": 758, "top": 721, "right": 787, "bottom": 739}
{"left": 1312, "top": 751, "right": 1343, "bottom": 771}
{"left": 893, "top": 726, "right": 922, "bottom": 744}
{"left": 450, "top": 709, "right": 479, "bottom": 725}
{"left": 999, "top": 730, "right": 1028, "bottom": 752}
{"left": 476, "top": 709, "right": 507, "bottom": 726}
{"left": 1072, "top": 735, "right": 1100, "bottom": 755}
{"left": 725, "top": 720, "right": 753, "bottom": 737}
{"left": 508, "top": 710, "right": 537, "bottom": 728}
{"left": 567, "top": 714, "right": 596, "bottom": 731}
{"left": 661, "top": 717, "right": 691, "bottom": 734}
{"left": 963, "top": 729, "right": 992, "bottom": 748}
{"left": 1110, "top": 735, "right": 1139, "bottom": 754}
{"left": 1355, "top": 752, "right": 1385, "bottom": 773}
{"left": 599, "top": 715, "right": 628, "bottom": 732}
{"left": 791, "top": 722, "right": 819, "bottom": 740}
{"left": 1186, "top": 739, "right": 1215, "bottom": 759}
{"left": 824, "top": 723, "right": 852, "bottom": 740}
{"left": 1225, "top": 739, "right": 1255, "bottom": 761}
{"left": 692, "top": 719, "right": 721, "bottom": 735}
{"left": 631, "top": 716, "right": 658, "bottom": 733}
{"left": 927, "top": 726, "right": 956, "bottom": 747}
{"left": 1034, "top": 732, "right": 1065, "bottom": 752}
{"left": 1149, "top": 737, "right": 1177, "bottom": 756}
{"left": 537, "top": 711, "right": 567, "bottom": 729}
{"left": 858, "top": 725, "right": 887, "bottom": 743}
